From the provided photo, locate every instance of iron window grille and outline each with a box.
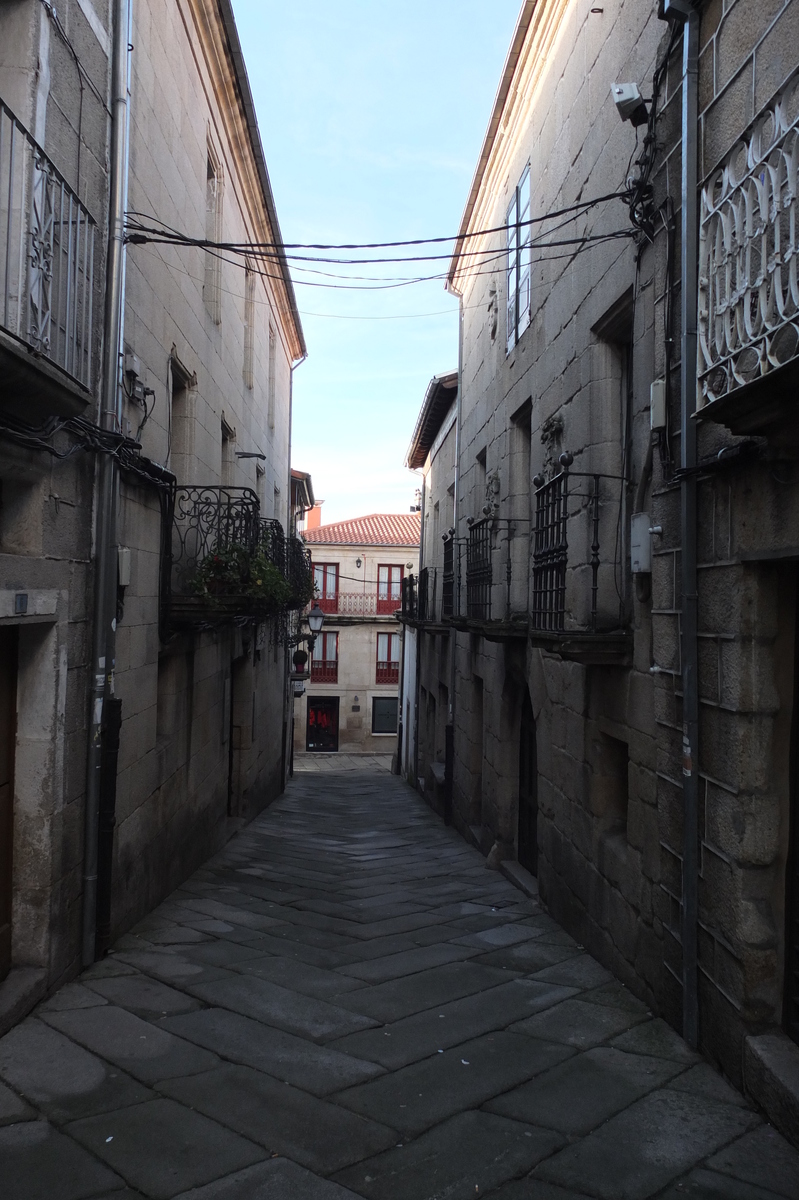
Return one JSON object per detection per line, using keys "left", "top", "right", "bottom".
{"left": 532, "top": 466, "right": 609, "bottom": 634}
{"left": 466, "top": 517, "right": 493, "bottom": 619}
{"left": 698, "top": 70, "right": 799, "bottom": 406}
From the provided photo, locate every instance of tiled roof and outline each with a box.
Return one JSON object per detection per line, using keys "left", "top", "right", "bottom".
{"left": 303, "top": 513, "right": 421, "bottom": 547}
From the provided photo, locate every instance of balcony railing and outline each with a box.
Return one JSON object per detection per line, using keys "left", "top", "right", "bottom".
{"left": 0, "top": 100, "right": 96, "bottom": 390}
{"left": 466, "top": 517, "right": 492, "bottom": 620}
{"left": 376, "top": 661, "right": 399, "bottom": 685}
{"left": 310, "top": 660, "right": 338, "bottom": 684}
{"left": 310, "top": 592, "right": 398, "bottom": 617}
{"left": 442, "top": 537, "right": 454, "bottom": 617}
{"left": 161, "top": 487, "right": 307, "bottom": 630}
{"left": 377, "top": 591, "right": 402, "bottom": 615}
{"left": 401, "top": 575, "right": 417, "bottom": 619}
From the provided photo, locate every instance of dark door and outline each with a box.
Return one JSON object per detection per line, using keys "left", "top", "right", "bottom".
{"left": 0, "top": 628, "right": 17, "bottom": 981}
{"left": 518, "top": 690, "right": 538, "bottom": 875}
{"left": 307, "top": 697, "right": 339, "bottom": 752}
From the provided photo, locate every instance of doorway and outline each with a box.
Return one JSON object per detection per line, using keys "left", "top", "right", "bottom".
{"left": 307, "top": 697, "right": 339, "bottom": 752}
{"left": 0, "top": 627, "right": 18, "bottom": 981}
{"left": 517, "top": 689, "right": 538, "bottom": 875}
{"left": 786, "top": 584, "right": 799, "bottom": 1046}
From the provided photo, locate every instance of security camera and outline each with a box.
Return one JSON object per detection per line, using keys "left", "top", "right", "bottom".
{"left": 611, "top": 83, "right": 649, "bottom": 127}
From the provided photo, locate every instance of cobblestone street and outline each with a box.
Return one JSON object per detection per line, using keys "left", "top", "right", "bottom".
{"left": 1, "top": 769, "right": 798, "bottom": 1200}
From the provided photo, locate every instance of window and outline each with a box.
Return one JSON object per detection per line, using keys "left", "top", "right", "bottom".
{"left": 268, "top": 324, "right": 276, "bottom": 430}
{"left": 507, "top": 165, "right": 531, "bottom": 352}
{"left": 204, "top": 146, "right": 223, "bottom": 324}
{"left": 376, "top": 631, "right": 400, "bottom": 685}
{"left": 311, "top": 631, "right": 338, "bottom": 683}
{"left": 221, "top": 416, "right": 235, "bottom": 486}
{"left": 377, "top": 564, "right": 403, "bottom": 613}
{"left": 372, "top": 696, "right": 398, "bottom": 734}
{"left": 313, "top": 563, "right": 339, "bottom": 612}
{"left": 243, "top": 266, "right": 255, "bottom": 388}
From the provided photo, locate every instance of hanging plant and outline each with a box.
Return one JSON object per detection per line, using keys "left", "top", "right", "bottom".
{"left": 192, "top": 543, "right": 292, "bottom": 616}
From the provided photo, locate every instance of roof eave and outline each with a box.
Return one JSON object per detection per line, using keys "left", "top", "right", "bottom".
{"left": 217, "top": 0, "right": 307, "bottom": 360}
{"left": 446, "top": 0, "right": 539, "bottom": 294}
{"left": 405, "top": 370, "right": 458, "bottom": 470}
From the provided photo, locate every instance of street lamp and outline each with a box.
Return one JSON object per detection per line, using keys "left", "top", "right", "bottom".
{"left": 306, "top": 601, "right": 324, "bottom": 653}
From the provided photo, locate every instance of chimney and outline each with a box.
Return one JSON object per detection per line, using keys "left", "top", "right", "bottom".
{"left": 305, "top": 502, "right": 323, "bottom": 530}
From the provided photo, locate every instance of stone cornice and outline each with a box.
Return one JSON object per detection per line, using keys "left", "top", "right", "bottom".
{"left": 183, "top": 0, "right": 306, "bottom": 362}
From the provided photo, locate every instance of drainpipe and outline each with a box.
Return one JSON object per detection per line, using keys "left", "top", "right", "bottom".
{"left": 444, "top": 294, "right": 465, "bottom": 825}
{"left": 679, "top": 9, "right": 700, "bottom": 1050}
{"left": 82, "top": 0, "right": 131, "bottom": 966}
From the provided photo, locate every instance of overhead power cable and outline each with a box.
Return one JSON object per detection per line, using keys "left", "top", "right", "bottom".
{"left": 125, "top": 190, "right": 630, "bottom": 253}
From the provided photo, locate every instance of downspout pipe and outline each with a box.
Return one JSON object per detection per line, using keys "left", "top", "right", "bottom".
{"left": 82, "top": 0, "right": 131, "bottom": 966}
{"left": 444, "top": 294, "right": 465, "bottom": 825}
{"left": 679, "top": 9, "right": 701, "bottom": 1050}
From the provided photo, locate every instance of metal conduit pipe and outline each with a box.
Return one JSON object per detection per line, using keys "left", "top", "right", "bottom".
{"left": 444, "top": 294, "right": 465, "bottom": 826}
{"left": 679, "top": 9, "right": 701, "bottom": 1050}
{"left": 82, "top": 0, "right": 132, "bottom": 966}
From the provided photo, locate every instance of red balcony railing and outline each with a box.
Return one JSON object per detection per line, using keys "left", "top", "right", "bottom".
{"left": 310, "top": 660, "right": 338, "bottom": 683}
{"left": 317, "top": 595, "right": 338, "bottom": 613}
{"left": 376, "top": 661, "right": 399, "bottom": 685}
{"left": 377, "top": 594, "right": 401, "bottom": 615}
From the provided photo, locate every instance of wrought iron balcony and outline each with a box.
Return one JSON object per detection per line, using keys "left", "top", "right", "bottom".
{"left": 0, "top": 100, "right": 96, "bottom": 413}
{"left": 442, "top": 537, "right": 455, "bottom": 617}
{"left": 160, "top": 487, "right": 306, "bottom": 631}
{"left": 376, "top": 661, "right": 399, "bottom": 685}
{"left": 401, "top": 574, "right": 417, "bottom": 620}
{"left": 310, "top": 660, "right": 338, "bottom": 684}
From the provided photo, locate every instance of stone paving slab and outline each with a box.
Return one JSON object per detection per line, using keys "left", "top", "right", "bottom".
{"left": 171, "top": 1157, "right": 364, "bottom": 1198}
{"left": 1, "top": 767, "right": 797, "bottom": 1198}
{"left": 0, "top": 1018, "right": 153, "bottom": 1122}
{"left": 335, "top": 1030, "right": 574, "bottom": 1135}
{"left": 485, "top": 1045, "right": 684, "bottom": 1135}
{"left": 65, "top": 1097, "right": 265, "bottom": 1200}
{"left": 0, "top": 1118, "right": 125, "bottom": 1200}
{"left": 184, "top": 973, "right": 377, "bottom": 1042}
{"left": 533, "top": 1089, "right": 759, "bottom": 1199}
{"left": 330, "top": 978, "right": 578, "bottom": 1070}
{"left": 161, "top": 1006, "right": 384, "bottom": 1096}
{"left": 332, "top": 1109, "right": 565, "bottom": 1200}
{"left": 159, "top": 1063, "right": 397, "bottom": 1174}
{"left": 333, "top": 959, "right": 520, "bottom": 1023}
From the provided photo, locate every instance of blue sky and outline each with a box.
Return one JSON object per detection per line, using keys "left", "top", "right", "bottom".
{"left": 231, "top": 0, "right": 521, "bottom": 524}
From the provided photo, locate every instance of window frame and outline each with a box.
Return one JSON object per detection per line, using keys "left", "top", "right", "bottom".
{"left": 376, "top": 631, "right": 400, "bottom": 685}
{"left": 506, "top": 164, "right": 531, "bottom": 354}
{"left": 313, "top": 562, "right": 339, "bottom": 613}
{"left": 377, "top": 564, "right": 404, "bottom": 614}
{"left": 310, "top": 631, "right": 338, "bottom": 683}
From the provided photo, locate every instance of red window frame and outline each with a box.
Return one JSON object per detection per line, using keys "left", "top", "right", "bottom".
{"left": 377, "top": 564, "right": 403, "bottom": 614}
{"left": 311, "top": 631, "right": 338, "bottom": 683}
{"left": 313, "top": 562, "right": 339, "bottom": 613}
{"left": 376, "top": 631, "right": 400, "bottom": 685}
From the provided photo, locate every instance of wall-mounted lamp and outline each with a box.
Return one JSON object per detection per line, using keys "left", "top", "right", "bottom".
{"left": 355, "top": 557, "right": 362, "bottom": 568}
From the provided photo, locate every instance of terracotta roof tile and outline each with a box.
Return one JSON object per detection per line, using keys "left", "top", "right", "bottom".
{"left": 303, "top": 513, "right": 421, "bottom": 547}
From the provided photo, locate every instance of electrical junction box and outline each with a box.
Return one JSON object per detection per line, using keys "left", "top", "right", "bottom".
{"left": 651, "top": 380, "right": 666, "bottom": 430}
{"left": 117, "top": 546, "right": 131, "bottom": 587}
{"left": 125, "top": 352, "right": 141, "bottom": 379}
{"left": 631, "top": 513, "right": 652, "bottom": 574}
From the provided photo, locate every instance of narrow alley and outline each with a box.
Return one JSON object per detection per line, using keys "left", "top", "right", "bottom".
{"left": 1, "top": 766, "right": 797, "bottom": 1200}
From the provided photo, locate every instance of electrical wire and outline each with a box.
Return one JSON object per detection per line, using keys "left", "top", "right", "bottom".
{"left": 124, "top": 190, "right": 631, "bottom": 254}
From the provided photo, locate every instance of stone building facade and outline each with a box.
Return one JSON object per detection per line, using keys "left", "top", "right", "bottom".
{"left": 402, "top": 0, "right": 799, "bottom": 1141}
{"left": 0, "top": 0, "right": 304, "bottom": 1031}
{"left": 0, "top": 0, "right": 112, "bottom": 1023}
{"left": 295, "top": 514, "right": 420, "bottom": 756}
